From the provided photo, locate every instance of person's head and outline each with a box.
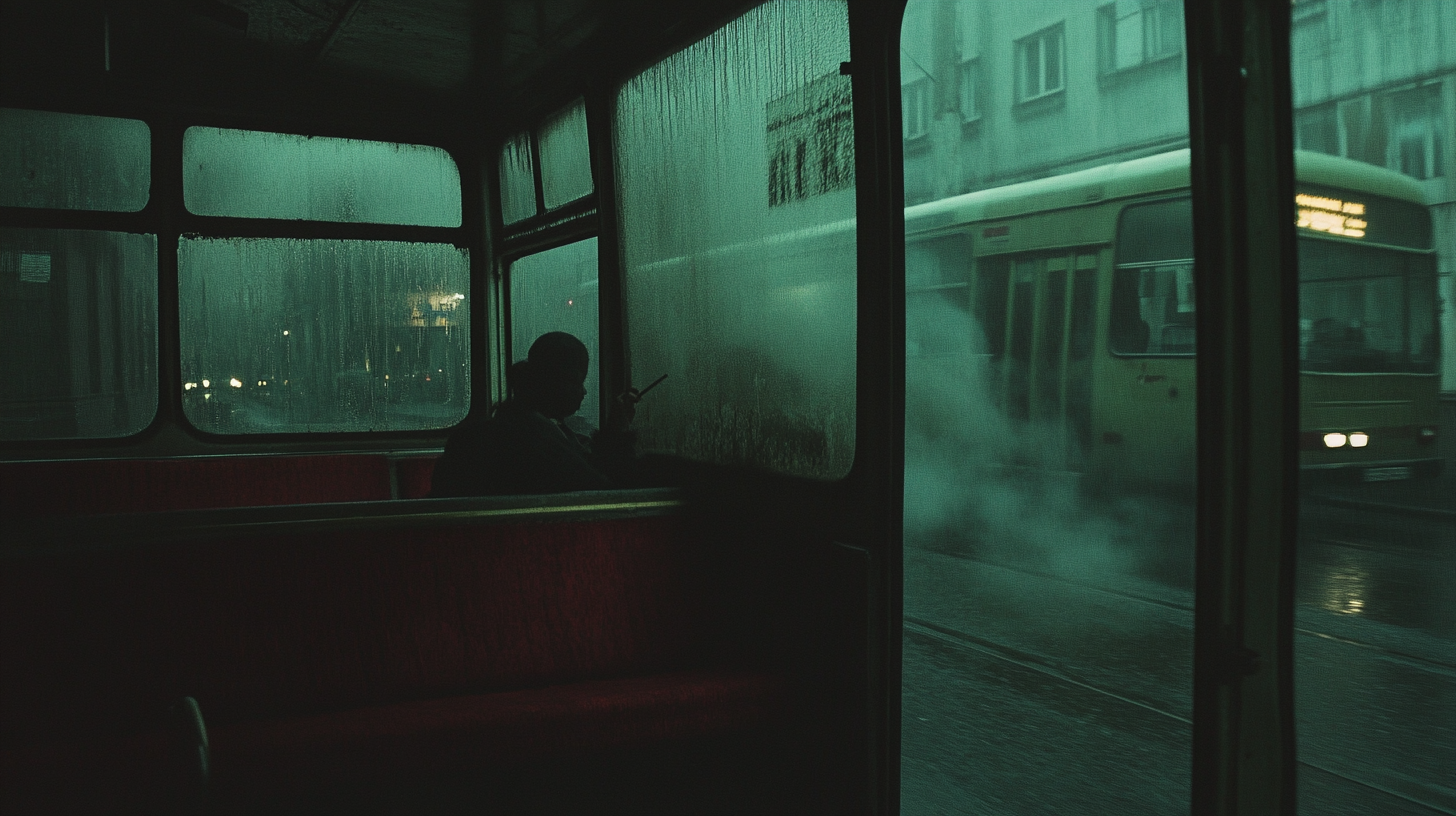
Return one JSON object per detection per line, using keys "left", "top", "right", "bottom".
{"left": 507, "top": 332, "right": 589, "bottom": 419}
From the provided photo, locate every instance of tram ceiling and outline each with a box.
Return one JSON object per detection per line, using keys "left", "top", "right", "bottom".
{"left": 1, "top": 0, "right": 753, "bottom": 125}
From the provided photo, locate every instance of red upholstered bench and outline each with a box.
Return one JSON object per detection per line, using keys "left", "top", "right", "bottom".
{"left": 389, "top": 453, "right": 440, "bottom": 499}
{"left": 0, "top": 501, "right": 791, "bottom": 813}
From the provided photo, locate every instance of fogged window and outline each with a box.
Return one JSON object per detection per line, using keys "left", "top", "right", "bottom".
{"left": 0, "top": 229, "right": 157, "bottom": 440}
{"left": 0, "top": 108, "right": 150, "bottom": 212}
{"left": 499, "top": 132, "right": 538, "bottom": 225}
{"left": 615, "top": 0, "right": 856, "bottom": 479}
{"left": 510, "top": 239, "right": 600, "bottom": 428}
{"left": 768, "top": 75, "right": 853, "bottom": 206}
{"left": 1112, "top": 197, "right": 1195, "bottom": 355}
{"left": 539, "top": 101, "right": 593, "bottom": 209}
{"left": 499, "top": 99, "right": 596, "bottom": 225}
{"left": 183, "top": 127, "right": 462, "bottom": 226}
{"left": 179, "top": 239, "right": 469, "bottom": 434}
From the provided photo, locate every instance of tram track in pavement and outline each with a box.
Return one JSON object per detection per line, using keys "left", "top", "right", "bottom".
{"left": 909, "top": 543, "right": 1456, "bottom": 674}
{"left": 903, "top": 614, "right": 1456, "bottom": 816}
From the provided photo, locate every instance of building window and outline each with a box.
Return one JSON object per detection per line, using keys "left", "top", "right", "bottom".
{"left": 1388, "top": 84, "right": 1445, "bottom": 180}
{"left": 958, "top": 59, "right": 981, "bottom": 123}
{"left": 1295, "top": 102, "right": 1339, "bottom": 155}
{"left": 902, "top": 76, "right": 930, "bottom": 140}
{"left": 1098, "top": 1, "right": 1182, "bottom": 74}
{"left": 1295, "top": 83, "right": 1445, "bottom": 181}
{"left": 1015, "top": 24, "right": 1065, "bottom": 103}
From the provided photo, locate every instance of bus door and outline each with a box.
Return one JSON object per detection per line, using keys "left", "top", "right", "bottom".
{"left": 982, "top": 250, "right": 1099, "bottom": 471}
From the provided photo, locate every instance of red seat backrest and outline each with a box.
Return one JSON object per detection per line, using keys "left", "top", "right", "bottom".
{"left": 392, "top": 455, "right": 438, "bottom": 499}
{"left": 0, "top": 514, "right": 703, "bottom": 743}
{"left": 0, "top": 455, "right": 394, "bottom": 517}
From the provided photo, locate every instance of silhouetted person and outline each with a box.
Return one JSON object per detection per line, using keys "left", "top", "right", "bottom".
{"left": 430, "top": 332, "right": 638, "bottom": 496}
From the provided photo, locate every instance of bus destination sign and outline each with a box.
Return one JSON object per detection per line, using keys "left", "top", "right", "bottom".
{"left": 1296, "top": 193, "right": 1367, "bottom": 239}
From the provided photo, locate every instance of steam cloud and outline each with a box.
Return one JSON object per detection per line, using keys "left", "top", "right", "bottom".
{"left": 904, "top": 297, "right": 1175, "bottom": 584}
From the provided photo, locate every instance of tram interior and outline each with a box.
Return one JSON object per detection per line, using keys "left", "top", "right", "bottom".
{"left": 5, "top": 0, "right": 1454, "bottom": 814}
{"left": 2, "top": 0, "right": 877, "bottom": 813}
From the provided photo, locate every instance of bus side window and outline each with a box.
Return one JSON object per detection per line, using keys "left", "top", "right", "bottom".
{"left": 1109, "top": 269, "right": 1150, "bottom": 353}
{"left": 1113, "top": 197, "right": 1194, "bottom": 356}
{"left": 975, "top": 257, "right": 1010, "bottom": 362}
{"left": 1068, "top": 265, "right": 1096, "bottom": 361}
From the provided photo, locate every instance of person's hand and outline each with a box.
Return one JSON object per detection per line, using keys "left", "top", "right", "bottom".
{"left": 605, "top": 388, "right": 640, "bottom": 433}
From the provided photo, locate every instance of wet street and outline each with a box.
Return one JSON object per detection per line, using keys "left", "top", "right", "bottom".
{"left": 901, "top": 479, "right": 1456, "bottom": 815}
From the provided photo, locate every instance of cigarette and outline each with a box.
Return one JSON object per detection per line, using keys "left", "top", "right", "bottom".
{"left": 637, "top": 373, "right": 668, "bottom": 396}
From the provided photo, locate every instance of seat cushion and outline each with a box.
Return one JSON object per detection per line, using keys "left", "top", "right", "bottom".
{"left": 207, "top": 669, "right": 788, "bottom": 802}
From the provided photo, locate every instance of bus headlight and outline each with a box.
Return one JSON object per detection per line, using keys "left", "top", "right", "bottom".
{"left": 1322, "top": 433, "right": 1347, "bottom": 448}
{"left": 1348, "top": 432, "right": 1369, "bottom": 448}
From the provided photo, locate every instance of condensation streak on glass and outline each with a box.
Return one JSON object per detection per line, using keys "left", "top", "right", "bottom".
{"left": 0, "top": 229, "right": 157, "bottom": 440}
{"left": 0, "top": 109, "right": 150, "bottom": 212}
{"left": 902, "top": 1, "right": 1194, "bottom": 812}
{"left": 178, "top": 238, "right": 469, "bottom": 434}
{"left": 539, "top": 100, "right": 594, "bottom": 209}
{"left": 499, "top": 133, "right": 537, "bottom": 225}
{"left": 615, "top": 0, "right": 856, "bottom": 479}
{"left": 510, "top": 238, "right": 600, "bottom": 428}
{"left": 182, "top": 128, "right": 462, "bottom": 227}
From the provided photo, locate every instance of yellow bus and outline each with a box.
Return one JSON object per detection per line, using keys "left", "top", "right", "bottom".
{"left": 906, "top": 148, "right": 1441, "bottom": 490}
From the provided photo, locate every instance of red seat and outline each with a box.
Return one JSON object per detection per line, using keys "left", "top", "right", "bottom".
{"left": 0, "top": 455, "right": 394, "bottom": 517}
{"left": 0, "top": 510, "right": 794, "bottom": 813}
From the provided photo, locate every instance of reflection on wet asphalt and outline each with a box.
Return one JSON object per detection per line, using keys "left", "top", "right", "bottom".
{"left": 902, "top": 498, "right": 1456, "bottom": 815}
{"left": 1298, "top": 505, "right": 1456, "bottom": 640}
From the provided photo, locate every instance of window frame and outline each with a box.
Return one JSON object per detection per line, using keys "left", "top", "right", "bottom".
{"left": 172, "top": 121, "right": 472, "bottom": 440}
{"left": 889, "top": 1, "right": 1306, "bottom": 813}
{"left": 1014, "top": 23, "right": 1066, "bottom": 105}
{"left": 1292, "top": 82, "right": 1446, "bottom": 181}
{"left": 1097, "top": 0, "right": 1184, "bottom": 77}
{"left": 957, "top": 58, "right": 982, "bottom": 124}
{"left": 901, "top": 75, "right": 930, "bottom": 140}
{"left": 0, "top": 106, "right": 161, "bottom": 444}
{"left": 494, "top": 93, "right": 609, "bottom": 431}
{"left": 0, "top": 105, "right": 479, "bottom": 453}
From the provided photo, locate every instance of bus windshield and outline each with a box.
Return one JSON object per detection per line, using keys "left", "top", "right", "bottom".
{"left": 1111, "top": 197, "right": 1438, "bottom": 374}
{"left": 1299, "top": 239, "right": 1438, "bottom": 374}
